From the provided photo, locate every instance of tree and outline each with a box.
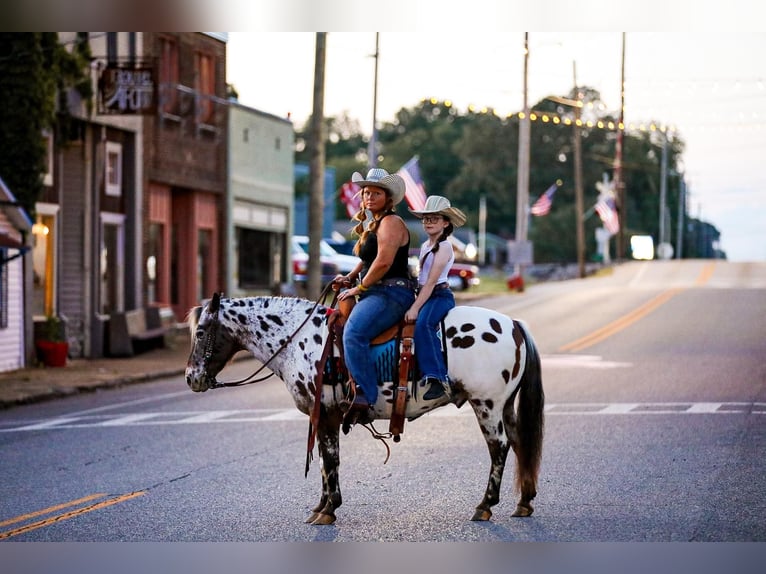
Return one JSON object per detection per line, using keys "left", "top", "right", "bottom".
{"left": 0, "top": 33, "right": 92, "bottom": 216}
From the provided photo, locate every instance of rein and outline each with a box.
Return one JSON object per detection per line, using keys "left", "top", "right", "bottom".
{"left": 205, "top": 283, "right": 335, "bottom": 388}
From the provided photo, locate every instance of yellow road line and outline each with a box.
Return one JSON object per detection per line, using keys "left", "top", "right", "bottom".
{"left": 558, "top": 262, "right": 716, "bottom": 353}
{"left": 0, "top": 491, "right": 146, "bottom": 540}
{"left": 559, "top": 288, "right": 683, "bottom": 352}
{"left": 695, "top": 261, "right": 716, "bottom": 286}
{"left": 0, "top": 492, "right": 107, "bottom": 527}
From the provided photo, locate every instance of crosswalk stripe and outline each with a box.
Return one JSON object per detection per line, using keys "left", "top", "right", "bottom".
{"left": 1, "top": 402, "right": 765, "bottom": 432}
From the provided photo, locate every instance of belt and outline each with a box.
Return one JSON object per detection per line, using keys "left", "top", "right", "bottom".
{"left": 417, "top": 282, "right": 450, "bottom": 292}
{"left": 378, "top": 278, "right": 415, "bottom": 289}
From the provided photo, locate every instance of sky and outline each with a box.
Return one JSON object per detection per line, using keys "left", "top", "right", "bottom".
{"left": 226, "top": 32, "right": 766, "bottom": 262}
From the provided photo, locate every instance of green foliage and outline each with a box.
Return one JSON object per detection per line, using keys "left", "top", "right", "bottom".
{"left": 297, "top": 87, "right": 704, "bottom": 263}
{"left": 0, "top": 33, "right": 92, "bottom": 216}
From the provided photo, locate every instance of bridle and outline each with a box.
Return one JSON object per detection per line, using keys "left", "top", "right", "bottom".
{"left": 199, "top": 285, "right": 335, "bottom": 389}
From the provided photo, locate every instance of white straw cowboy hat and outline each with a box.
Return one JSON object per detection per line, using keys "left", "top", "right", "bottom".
{"left": 409, "top": 195, "right": 467, "bottom": 227}
{"left": 351, "top": 168, "right": 406, "bottom": 206}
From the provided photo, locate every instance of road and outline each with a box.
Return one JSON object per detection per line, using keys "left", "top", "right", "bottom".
{"left": 1, "top": 260, "right": 765, "bottom": 544}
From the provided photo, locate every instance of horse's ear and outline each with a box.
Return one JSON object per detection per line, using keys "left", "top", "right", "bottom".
{"left": 209, "top": 292, "right": 221, "bottom": 313}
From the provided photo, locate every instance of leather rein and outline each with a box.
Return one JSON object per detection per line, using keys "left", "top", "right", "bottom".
{"left": 203, "top": 284, "right": 336, "bottom": 389}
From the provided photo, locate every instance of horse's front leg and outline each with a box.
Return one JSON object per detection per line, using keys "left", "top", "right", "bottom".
{"left": 472, "top": 434, "right": 510, "bottom": 521}
{"left": 304, "top": 411, "right": 343, "bottom": 525}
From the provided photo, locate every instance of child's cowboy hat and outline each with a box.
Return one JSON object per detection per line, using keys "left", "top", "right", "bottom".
{"left": 409, "top": 195, "right": 467, "bottom": 227}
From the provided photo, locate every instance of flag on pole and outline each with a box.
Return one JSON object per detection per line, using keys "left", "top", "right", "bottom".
{"left": 595, "top": 195, "right": 620, "bottom": 235}
{"left": 530, "top": 181, "right": 560, "bottom": 216}
{"left": 339, "top": 181, "right": 361, "bottom": 218}
{"left": 397, "top": 156, "right": 427, "bottom": 211}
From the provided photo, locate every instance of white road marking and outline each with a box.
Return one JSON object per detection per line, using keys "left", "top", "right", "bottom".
{"left": 1, "top": 403, "right": 764, "bottom": 432}
{"left": 541, "top": 355, "right": 632, "bottom": 369}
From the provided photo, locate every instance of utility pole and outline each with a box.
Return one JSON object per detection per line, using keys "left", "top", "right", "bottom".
{"left": 514, "top": 32, "right": 530, "bottom": 275}
{"left": 659, "top": 132, "right": 668, "bottom": 254}
{"left": 615, "top": 32, "right": 626, "bottom": 260}
{"left": 368, "top": 33, "right": 379, "bottom": 169}
{"left": 307, "top": 32, "right": 327, "bottom": 299}
{"left": 573, "top": 62, "right": 586, "bottom": 279}
{"left": 676, "top": 175, "right": 685, "bottom": 259}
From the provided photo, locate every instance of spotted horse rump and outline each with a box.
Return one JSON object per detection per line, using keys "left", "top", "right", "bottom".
{"left": 185, "top": 293, "right": 544, "bottom": 525}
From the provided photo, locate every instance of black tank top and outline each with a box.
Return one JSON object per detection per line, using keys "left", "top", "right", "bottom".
{"left": 358, "top": 212, "right": 411, "bottom": 281}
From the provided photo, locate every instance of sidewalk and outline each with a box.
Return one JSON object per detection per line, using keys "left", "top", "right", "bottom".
{"left": 0, "top": 334, "right": 193, "bottom": 409}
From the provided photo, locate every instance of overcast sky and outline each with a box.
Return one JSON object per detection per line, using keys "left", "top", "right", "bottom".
{"left": 227, "top": 32, "right": 766, "bottom": 262}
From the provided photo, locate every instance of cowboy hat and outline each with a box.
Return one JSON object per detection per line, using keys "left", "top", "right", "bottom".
{"left": 351, "top": 168, "right": 406, "bottom": 206}
{"left": 409, "top": 195, "right": 467, "bottom": 227}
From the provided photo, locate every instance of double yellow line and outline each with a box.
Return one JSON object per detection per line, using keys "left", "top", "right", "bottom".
{"left": 0, "top": 491, "right": 146, "bottom": 539}
{"left": 558, "top": 262, "right": 715, "bottom": 353}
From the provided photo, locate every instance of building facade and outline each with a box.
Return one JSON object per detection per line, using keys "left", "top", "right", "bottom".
{"left": 141, "top": 32, "right": 228, "bottom": 320}
{"left": 227, "top": 103, "right": 294, "bottom": 297}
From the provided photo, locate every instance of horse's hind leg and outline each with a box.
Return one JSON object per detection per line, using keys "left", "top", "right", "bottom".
{"left": 305, "top": 415, "right": 343, "bottom": 525}
{"left": 470, "top": 398, "right": 512, "bottom": 521}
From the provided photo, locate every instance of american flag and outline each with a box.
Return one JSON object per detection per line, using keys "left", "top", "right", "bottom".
{"left": 339, "top": 181, "right": 361, "bottom": 218}
{"left": 397, "top": 156, "right": 427, "bottom": 211}
{"left": 595, "top": 195, "right": 620, "bottom": 235}
{"left": 530, "top": 182, "right": 559, "bottom": 216}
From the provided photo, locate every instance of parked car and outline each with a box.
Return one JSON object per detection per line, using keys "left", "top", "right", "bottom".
{"left": 294, "top": 235, "right": 359, "bottom": 275}
{"left": 408, "top": 248, "right": 480, "bottom": 291}
{"left": 291, "top": 237, "right": 340, "bottom": 286}
{"left": 324, "top": 238, "right": 355, "bottom": 256}
{"left": 448, "top": 262, "right": 480, "bottom": 291}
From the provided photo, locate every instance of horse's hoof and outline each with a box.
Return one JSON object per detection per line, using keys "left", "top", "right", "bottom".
{"left": 310, "top": 512, "right": 336, "bottom": 525}
{"left": 471, "top": 508, "right": 492, "bottom": 521}
{"left": 512, "top": 503, "right": 534, "bottom": 517}
{"left": 304, "top": 512, "right": 319, "bottom": 524}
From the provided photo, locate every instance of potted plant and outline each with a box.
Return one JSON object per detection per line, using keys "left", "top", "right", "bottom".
{"left": 35, "top": 315, "right": 69, "bottom": 367}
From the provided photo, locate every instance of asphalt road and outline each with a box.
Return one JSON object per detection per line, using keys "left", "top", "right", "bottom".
{"left": 1, "top": 260, "right": 765, "bottom": 545}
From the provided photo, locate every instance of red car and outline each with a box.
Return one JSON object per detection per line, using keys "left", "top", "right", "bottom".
{"left": 409, "top": 249, "right": 480, "bottom": 291}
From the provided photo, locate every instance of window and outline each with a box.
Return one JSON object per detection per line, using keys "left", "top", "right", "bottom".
{"left": 159, "top": 37, "right": 179, "bottom": 116}
{"left": 196, "top": 229, "right": 212, "bottom": 302}
{"left": 195, "top": 51, "right": 215, "bottom": 125}
{"left": 0, "top": 248, "right": 7, "bottom": 329}
{"left": 42, "top": 130, "right": 53, "bottom": 187}
{"left": 237, "top": 228, "right": 285, "bottom": 290}
{"left": 105, "top": 141, "right": 122, "bottom": 196}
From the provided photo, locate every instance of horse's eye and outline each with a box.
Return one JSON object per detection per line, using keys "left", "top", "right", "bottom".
{"left": 195, "top": 331, "right": 204, "bottom": 340}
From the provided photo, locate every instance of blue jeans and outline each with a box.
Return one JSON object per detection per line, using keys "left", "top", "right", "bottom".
{"left": 414, "top": 288, "right": 454, "bottom": 380}
{"left": 343, "top": 284, "right": 415, "bottom": 403}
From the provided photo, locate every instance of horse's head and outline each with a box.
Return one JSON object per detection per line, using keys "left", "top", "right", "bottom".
{"left": 185, "top": 292, "right": 242, "bottom": 392}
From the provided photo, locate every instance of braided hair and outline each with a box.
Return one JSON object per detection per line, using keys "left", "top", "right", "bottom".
{"left": 350, "top": 189, "right": 397, "bottom": 256}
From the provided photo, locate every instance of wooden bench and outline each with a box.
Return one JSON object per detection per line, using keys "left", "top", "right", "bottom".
{"left": 108, "top": 307, "right": 168, "bottom": 357}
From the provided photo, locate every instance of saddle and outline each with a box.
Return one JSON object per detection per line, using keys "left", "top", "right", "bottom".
{"left": 307, "top": 294, "right": 414, "bottom": 454}
{"left": 332, "top": 295, "right": 414, "bottom": 440}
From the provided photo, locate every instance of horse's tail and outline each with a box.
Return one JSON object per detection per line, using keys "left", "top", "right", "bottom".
{"left": 512, "top": 320, "right": 544, "bottom": 499}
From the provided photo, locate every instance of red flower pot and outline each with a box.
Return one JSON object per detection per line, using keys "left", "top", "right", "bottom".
{"left": 36, "top": 340, "right": 69, "bottom": 367}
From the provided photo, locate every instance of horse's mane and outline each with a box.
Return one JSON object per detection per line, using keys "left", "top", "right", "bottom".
{"left": 186, "top": 295, "right": 327, "bottom": 338}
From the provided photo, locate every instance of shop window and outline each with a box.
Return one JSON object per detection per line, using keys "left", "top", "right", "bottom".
{"left": 237, "top": 228, "right": 284, "bottom": 290}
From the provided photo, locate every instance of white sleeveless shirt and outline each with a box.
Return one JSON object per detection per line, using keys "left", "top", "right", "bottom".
{"left": 418, "top": 239, "right": 454, "bottom": 287}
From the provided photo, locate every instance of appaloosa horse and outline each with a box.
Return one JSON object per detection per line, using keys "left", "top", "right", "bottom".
{"left": 185, "top": 292, "right": 544, "bottom": 525}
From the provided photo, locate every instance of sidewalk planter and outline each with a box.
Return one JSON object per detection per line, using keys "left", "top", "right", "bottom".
{"left": 34, "top": 316, "right": 69, "bottom": 367}
{"left": 36, "top": 340, "right": 69, "bottom": 367}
